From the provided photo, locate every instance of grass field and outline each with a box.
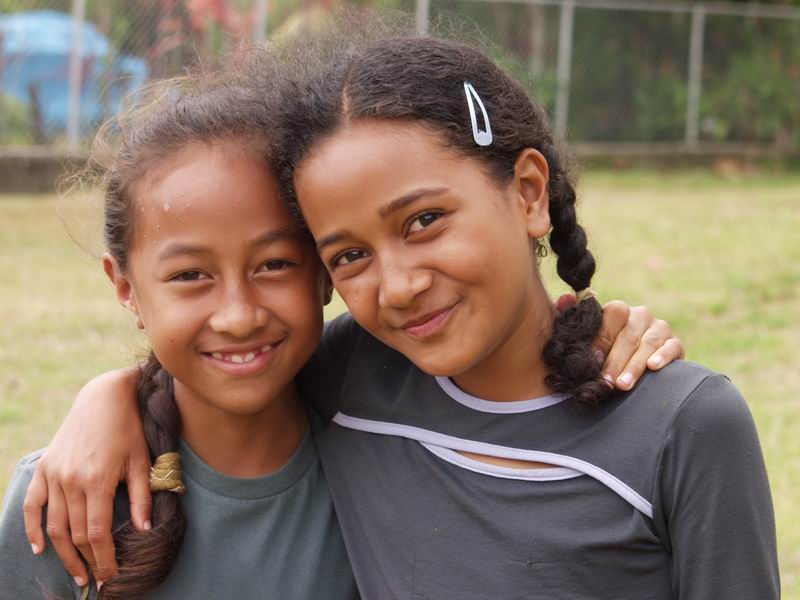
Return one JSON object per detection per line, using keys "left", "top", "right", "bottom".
{"left": 1, "top": 169, "right": 799, "bottom": 596}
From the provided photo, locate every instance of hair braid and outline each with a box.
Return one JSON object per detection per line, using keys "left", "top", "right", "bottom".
{"left": 99, "top": 355, "right": 187, "bottom": 599}
{"left": 540, "top": 146, "right": 608, "bottom": 411}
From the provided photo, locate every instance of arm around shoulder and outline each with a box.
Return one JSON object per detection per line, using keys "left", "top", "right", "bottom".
{"left": 656, "top": 374, "right": 779, "bottom": 599}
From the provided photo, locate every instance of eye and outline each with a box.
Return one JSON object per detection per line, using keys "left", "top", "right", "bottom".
{"left": 259, "top": 259, "right": 293, "bottom": 272}
{"left": 332, "top": 249, "right": 368, "bottom": 268}
{"left": 171, "top": 270, "right": 208, "bottom": 282}
{"left": 408, "top": 211, "right": 443, "bottom": 234}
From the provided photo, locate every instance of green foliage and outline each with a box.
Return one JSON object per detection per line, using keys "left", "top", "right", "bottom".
{"left": 702, "top": 17, "right": 800, "bottom": 145}
{"left": 0, "top": 93, "right": 32, "bottom": 144}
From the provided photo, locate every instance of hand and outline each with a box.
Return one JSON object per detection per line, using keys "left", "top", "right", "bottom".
{"left": 23, "top": 368, "right": 150, "bottom": 587}
{"left": 556, "top": 295, "right": 685, "bottom": 392}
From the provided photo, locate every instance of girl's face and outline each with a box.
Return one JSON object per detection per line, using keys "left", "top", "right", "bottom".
{"left": 106, "top": 141, "right": 327, "bottom": 418}
{"left": 295, "top": 121, "right": 553, "bottom": 383}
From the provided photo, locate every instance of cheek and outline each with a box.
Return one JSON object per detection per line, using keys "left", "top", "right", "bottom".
{"left": 333, "top": 279, "right": 375, "bottom": 324}
{"left": 266, "top": 279, "right": 325, "bottom": 340}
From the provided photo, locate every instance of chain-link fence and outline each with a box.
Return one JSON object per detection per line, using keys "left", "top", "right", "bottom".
{"left": 1, "top": 0, "right": 799, "bottom": 150}
{"left": 425, "top": 0, "right": 800, "bottom": 149}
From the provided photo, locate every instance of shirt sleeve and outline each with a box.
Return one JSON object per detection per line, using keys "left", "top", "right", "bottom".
{"left": 654, "top": 375, "right": 780, "bottom": 599}
{"left": 297, "top": 312, "right": 362, "bottom": 423}
{"left": 0, "top": 451, "right": 87, "bottom": 599}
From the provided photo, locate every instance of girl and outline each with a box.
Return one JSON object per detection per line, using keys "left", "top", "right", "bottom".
{"left": 21, "top": 37, "right": 685, "bottom": 592}
{"left": 276, "top": 35, "right": 779, "bottom": 598}
{"left": 0, "top": 74, "right": 357, "bottom": 598}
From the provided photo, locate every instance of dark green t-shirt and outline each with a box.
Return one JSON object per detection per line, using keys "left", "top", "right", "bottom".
{"left": 0, "top": 427, "right": 358, "bottom": 599}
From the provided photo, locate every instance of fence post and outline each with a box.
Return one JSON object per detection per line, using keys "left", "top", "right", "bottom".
{"left": 528, "top": 4, "right": 546, "bottom": 78}
{"left": 416, "top": 0, "right": 430, "bottom": 35}
{"left": 686, "top": 4, "right": 706, "bottom": 146}
{"left": 555, "top": 0, "right": 575, "bottom": 136}
{"left": 253, "top": 0, "right": 268, "bottom": 44}
{"left": 67, "top": 0, "right": 86, "bottom": 152}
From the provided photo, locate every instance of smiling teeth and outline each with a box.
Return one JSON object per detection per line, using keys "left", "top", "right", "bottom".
{"left": 210, "top": 344, "right": 273, "bottom": 364}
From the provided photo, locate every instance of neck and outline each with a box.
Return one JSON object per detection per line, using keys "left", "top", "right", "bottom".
{"left": 452, "top": 281, "right": 555, "bottom": 402}
{"left": 173, "top": 381, "right": 308, "bottom": 478}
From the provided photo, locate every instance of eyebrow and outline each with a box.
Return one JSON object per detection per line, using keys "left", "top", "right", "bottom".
{"left": 316, "top": 187, "right": 448, "bottom": 253}
{"left": 157, "top": 228, "right": 299, "bottom": 261}
{"left": 378, "top": 187, "right": 448, "bottom": 218}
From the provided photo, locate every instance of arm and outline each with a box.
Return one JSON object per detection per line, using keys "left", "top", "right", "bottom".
{"left": 656, "top": 375, "right": 779, "bottom": 598}
{"left": 1, "top": 452, "right": 86, "bottom": 597}
{"left": 23, "top": 368, "right": 148, "bottom": 586}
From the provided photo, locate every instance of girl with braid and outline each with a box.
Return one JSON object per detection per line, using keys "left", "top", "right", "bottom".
{"left": 15, "top": 32, "right": 710, "bottom": 598}
{"left": 0, "top": 73, "right": 357, "bottom": 598}
{"left": 274, "top": 37, "right": 778, "bottom": 598}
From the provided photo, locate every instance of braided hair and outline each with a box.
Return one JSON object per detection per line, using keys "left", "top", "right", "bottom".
{"left": 275, "top": 35, "right": 608, "bottom": 410}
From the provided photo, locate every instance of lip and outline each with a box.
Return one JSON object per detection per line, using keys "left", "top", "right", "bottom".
{"left": 201, "top": 338, "right": 284, "bottom": 377}
{"left": 401, "top": 303, "right": 459, "bottom": 339}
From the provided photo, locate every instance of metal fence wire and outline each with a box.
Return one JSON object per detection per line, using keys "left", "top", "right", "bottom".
{"left": 1, "top": 0, "right": 799, "bottom": 150}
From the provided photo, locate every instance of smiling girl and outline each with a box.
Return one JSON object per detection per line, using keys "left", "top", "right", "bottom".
{"left": 273, "top": 36, "right": 778, "bottom": 598}
{"left": 0, "top": 75, "right": 356, "bottom": 598}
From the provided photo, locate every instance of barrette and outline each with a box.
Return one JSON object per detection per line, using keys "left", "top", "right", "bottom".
{"left": 463, "top": 82, "right": 493, "bottom": 147}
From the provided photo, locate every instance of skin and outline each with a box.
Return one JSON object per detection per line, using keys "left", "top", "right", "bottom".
{"left": 23, "top": 135, "right": 684, "bottom": 585}
{"left": 53, "top": 140, "right": 328, "bottom": 587}
{"left": 297, "top": 121, "right": 561, "bottom": 401}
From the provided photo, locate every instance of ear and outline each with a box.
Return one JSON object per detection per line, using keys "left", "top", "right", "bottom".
{"left": 512, "top": 148, "right": 551, "bottom": 239}
{"left": 102, "top": 252, "right": 145, "bottom": 330}
{"left": 318, "top": 269, "right": 334, "bottom": 306}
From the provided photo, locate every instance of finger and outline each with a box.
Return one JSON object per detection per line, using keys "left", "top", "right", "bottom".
{"left": 593, "top": 300, "right": 631, "bottom": 357}
{"left": 63, "top": 487, "right": 96, "bottom": 572}
{"left": 22, "top": 469, "right": 48, "bottom": 555}
{"left": 555, "top": 293, "right": 577, "bottom": 313}
{"left": 613, "top": 321, "right": 670, "bottom": 390}
{"left": 86, "top": 485, "right": 119, "bottom": 581}
{"left": 45, "top": 485, "right": 90, "bottom": 588}
{"left": 600, "top": 305, "right": 650, "bottom": 386}
{"left": 647, "top": 337, "right": 685, "bottom": 370}
{"left": 126, "top": 457, "right": 153, "bottom": 532}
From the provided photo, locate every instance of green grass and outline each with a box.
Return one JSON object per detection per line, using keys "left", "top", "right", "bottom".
{"left": 1, "top": 170, "right": 799, "bottom": 596}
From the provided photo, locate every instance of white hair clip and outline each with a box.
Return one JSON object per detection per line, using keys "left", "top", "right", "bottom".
{"left": 463, "top": 82, "right": 493, "bottom": 147}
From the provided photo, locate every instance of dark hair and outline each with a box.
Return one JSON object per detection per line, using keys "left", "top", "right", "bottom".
{"left": 90, "top": 71, "right": 276, "bottom": 597}
{"left": 275, "top": 35, "right": 608, "bottom": 410}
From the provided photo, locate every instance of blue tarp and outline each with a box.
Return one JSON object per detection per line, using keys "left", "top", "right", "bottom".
{"left": 0, "top": 10, "right": 148, "bottom": 136}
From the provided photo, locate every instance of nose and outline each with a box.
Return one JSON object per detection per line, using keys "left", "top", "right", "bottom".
{"left": 209, "top": 282, "right": 269, "bottom": 338}
{"left": 377, "top": 256, "right": 433, "bottom": 309}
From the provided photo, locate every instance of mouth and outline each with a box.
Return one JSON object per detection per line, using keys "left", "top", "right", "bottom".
{"left": 201, "top": 339, "right": 284, "bottom": 376}
{"left": 401, "top": 303, "right": 459, "bottom": 339}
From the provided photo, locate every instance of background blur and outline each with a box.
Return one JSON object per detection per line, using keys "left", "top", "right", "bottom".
{"left": 1, "top": 0, "right": 798, "bottom": 597}
{"left": 1, "top": 0, "right": 799, "bottom": 151}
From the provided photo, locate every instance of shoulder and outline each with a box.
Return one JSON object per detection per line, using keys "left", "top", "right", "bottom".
{"left": 647, "top": 362, "right": 767, "bottom": 495}
{"left": 624, "top": 360, "right": 750, "bottom": 429}
{"left": 0, "top": 450, "right": 78, "bottom": 597}
{"left": 4, "top": 448, "right": 46, "bottom": 501}
{"left": 638, "top": 361, "right": 753, "bottom": 437}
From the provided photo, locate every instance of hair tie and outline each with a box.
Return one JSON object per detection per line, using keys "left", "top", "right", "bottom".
{"left": 150, "top": 452, "right": 186, "bottom": 494}
{"left": 575, "top": 288, "right": 597, "bottom": 303}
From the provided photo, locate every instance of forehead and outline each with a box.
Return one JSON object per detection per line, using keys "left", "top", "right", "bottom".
{"left": 132, "top": 141, "right": 296, "bottom": 239}
{"left": 295, "top": 122, "right": 482, "bottom": 226}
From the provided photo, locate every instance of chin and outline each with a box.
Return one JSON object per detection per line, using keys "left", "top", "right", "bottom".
{"left": 405, "top": 349, "right": 472, "bottom": 379}
{"left": 213, "top": 393, "right": 278, "bottom": 416}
